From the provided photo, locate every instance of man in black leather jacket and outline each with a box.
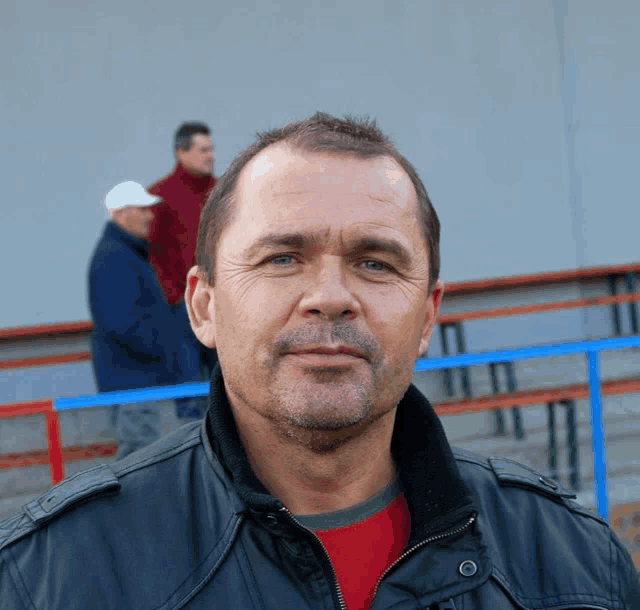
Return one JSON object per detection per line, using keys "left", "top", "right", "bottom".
{"left": 1, "top": 112, "right": 639, "bottom": 609}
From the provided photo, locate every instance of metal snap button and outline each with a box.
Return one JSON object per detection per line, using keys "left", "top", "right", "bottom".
{"left": 266, "top": 514, "right": 279, "bottom": 526}
{"left": 538, "top": 476, "right": 558, "bottom": 490}
{"left": 459, "top": 559, "right": 478, "bottom": 577}
{"left": 43, "top": 494, "right": 58, "bottom": 507}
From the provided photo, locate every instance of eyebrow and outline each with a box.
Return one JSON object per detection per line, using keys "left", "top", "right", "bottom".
{"left": 350, "top": 236, "right": 413, "bottom": 268}
{"left": 243, "top": 231, "right": 414, "bottom": 268}
{"left": 243, "top": 231, "right": 325, "bottom": 260}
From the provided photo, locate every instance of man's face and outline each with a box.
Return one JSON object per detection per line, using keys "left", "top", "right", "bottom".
{"left": 113, "top": 206, "right": 155, "bottom": 239}
{"left": 177, "top": 134, "right": 215, "bottom": 176}
{"left": 190, "top": 144, "right": 443, "bottom": 442}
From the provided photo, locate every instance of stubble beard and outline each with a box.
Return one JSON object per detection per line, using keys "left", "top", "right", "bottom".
{"left": 234, "top": 321, "right": 414, "bottom": 452}
{"left": 264, "top": 364, "right": 385, "bottom": 453}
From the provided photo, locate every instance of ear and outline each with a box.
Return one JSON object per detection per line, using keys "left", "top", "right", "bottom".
{"left": 185, "top": 266, "right": 217, "bottom": 348}
{"left": 418, "top": 280, "right": 444, "bottom": 357}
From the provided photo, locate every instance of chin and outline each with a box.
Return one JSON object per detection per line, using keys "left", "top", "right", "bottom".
{"left": 291, "top": 410, "right": 370, "bottom": 432}
{"left": 276, "top": 380, "right": 374, "bottom": 430}
{"left": 279, "top": 397, "right": 380, "bottom": 454}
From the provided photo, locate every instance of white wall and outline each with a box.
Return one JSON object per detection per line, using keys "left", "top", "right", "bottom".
{"left": 562, "top": 1, "right": 640, "bottom": 267}
{"left": 1, "top": 0, "right": 638, "bottom": 330}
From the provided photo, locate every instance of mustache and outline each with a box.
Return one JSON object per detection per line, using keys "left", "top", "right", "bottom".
{"left": 272, "top": 321, "right": 381, "bottom": 362}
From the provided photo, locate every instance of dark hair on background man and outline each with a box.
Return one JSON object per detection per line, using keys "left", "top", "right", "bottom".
{"left": 174, "top": 122, "right": 211, "bottom": 152}
{"left": 196, "top": 111, "right": 441, "bottom": 291}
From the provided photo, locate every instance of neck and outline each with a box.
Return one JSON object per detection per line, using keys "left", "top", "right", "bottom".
{"left": 111, "top": 218, "right": 147, "bottom": 242}
{"left": 177, "top": 162, "right": 210, "bottom": 180}
{"left": 229, "top": 391, "right": 397, "bottom": 515}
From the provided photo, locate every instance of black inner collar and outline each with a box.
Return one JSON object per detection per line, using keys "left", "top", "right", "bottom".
{"left": 293, "top": 474, "right": 403, "bottom": 531}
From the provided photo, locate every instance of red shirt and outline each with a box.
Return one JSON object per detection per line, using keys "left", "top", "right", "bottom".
{"left": 147, "top": 164, "right": 216, "bottom": 305}
{"left": 296, "top": 480, "right": 411, "bottom": 610}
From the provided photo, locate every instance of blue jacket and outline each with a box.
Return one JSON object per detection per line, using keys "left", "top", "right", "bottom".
{"left": 87, "top": 221, "right": 201, "bottom": 392}
{"left": 1, "top": 367, "right": 638, "bottom": 609}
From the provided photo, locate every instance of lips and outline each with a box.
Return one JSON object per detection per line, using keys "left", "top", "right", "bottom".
{"left": 289, "top": 346, "right": 365, "bottom": 359}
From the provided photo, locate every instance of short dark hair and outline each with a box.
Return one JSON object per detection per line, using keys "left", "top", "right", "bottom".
{"left": 174, "top": 122, "right": 211, "bottom": 152}
{"left": 196, "top": 111, "right": 440, "bottom": 291}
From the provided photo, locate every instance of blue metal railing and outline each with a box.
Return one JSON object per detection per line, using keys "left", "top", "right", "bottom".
{"left": 413, "top": 335, "right": 640, "bottom": 521}
{"left": 56, "top": 335, "right": 640, "bottom": 521}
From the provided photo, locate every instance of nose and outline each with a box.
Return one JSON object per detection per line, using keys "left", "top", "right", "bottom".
{"left": 298, "top": 257, "right": 360, "bottom": 321}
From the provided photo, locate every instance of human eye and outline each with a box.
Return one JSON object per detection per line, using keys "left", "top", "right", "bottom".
{"left": 359, "top": 259, "right": 391, "bottom": 273}
{"left": 267, "top": 254, "right": 298, "bottom": 266}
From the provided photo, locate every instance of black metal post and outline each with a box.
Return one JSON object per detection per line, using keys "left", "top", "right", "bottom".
{"left": 505, "top": 361, "right": 525, "bottom": 440}
{"left": 439, "top": 325, "right": 454, "bottom": 398}
{"left": 547, "top": 402, "right": 559, "bottom": 481}
{"left": 625, "top": 272, "right": 639, "bottom": 334}
{"left": 608, "top": 275, "right": 623, "bottom": 336}
{"left": 454, "top": 322, "right": 472, "bottom": 398}
{"left": 489, "top": 363, "right": 506, "bottom": 436}
{"left": 511, "top": 407, "right": 524, "bottom": 440}
{"left": 563, "top": 399, "right": 580, "bottom": 491}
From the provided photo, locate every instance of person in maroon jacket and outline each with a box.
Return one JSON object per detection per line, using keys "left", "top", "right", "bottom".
{"left": 148, "top": 122, "right": 218, "bottom": 408}
{"left": 148, "top": 122, "right": 217, "bottom": 306}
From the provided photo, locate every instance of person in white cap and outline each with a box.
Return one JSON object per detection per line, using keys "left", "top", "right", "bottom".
{"left": 103, "top": 180, "right": 159, "bottom": 239}
{"left": 87, "top": 181, "right": 202, "bottom": 459}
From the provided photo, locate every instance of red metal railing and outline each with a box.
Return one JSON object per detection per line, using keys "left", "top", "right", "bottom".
{"left": 0, "top": 400, "right": 64, "bottom": 484}
{"left": 0, "top": 352, "right": 91, "bottom": 371}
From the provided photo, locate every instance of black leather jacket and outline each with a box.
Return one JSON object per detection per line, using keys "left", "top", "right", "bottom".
{"left": 1, "top": 367, "right": 639, "bottom": 609}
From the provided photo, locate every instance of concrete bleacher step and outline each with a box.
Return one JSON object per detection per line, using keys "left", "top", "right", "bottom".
{"left": 440, "top": 397, "right": 640, "bottom": 512}
{"left": 0, "top": 400, "right": 186, "bottom": 521}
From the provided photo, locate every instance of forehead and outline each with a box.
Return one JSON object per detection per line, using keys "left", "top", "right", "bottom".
{"left": 191, "top": 134, "right": 212, "bottom": 149}
{"left": 125, "top": 205, "right": 153, "bottom": 213}
{"left": 234, "top": 144, "right": 421, "bottom": 239}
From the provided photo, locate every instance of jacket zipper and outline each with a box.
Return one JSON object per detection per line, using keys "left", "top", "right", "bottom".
{"left": 371, "top": 514, "right": 476, "bottom": 601}
{"left": 279, "top": 506, "right": 347, "bottom": 610}
{"left": 280, "top": 507, "right": 475, "bottom": 610}
{"left": 276, "top": 512, "right": 612, "bottom": 610}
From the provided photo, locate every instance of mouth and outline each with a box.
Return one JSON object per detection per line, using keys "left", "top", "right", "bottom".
{"left": 286, "top": 346, "right": 366, "bottom": 367}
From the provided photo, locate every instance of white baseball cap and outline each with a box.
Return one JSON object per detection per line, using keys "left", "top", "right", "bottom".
{"left": 104, "top": 181, "right": 161, "bottom": 211}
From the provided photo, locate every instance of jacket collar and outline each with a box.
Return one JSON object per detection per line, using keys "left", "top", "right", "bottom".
{"left": 173, "top": 163, "right": 216, "bottom": 201}
{"left": 205, "top": 365, "right": 477, "bottom": 545}
{"left": 104, "top": 221, "right": 149, "bottom": 259}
